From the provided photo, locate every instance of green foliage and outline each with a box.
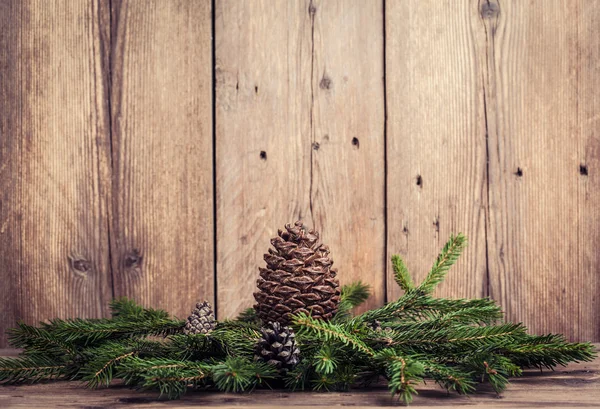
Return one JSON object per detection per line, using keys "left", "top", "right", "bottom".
{"left": 0, "top": 354, "right": 66, "bottom": 384}
{"left": 41, "top": 316, "right": 185, "bottom": 345}
{"left": 236, "top": 308, "right": 260, "bottom": 324}
{"left": 212, "top": 357, "right": 277, "bottom": 393}
{"left": 313, "top": 345, "right": 338, "bottom": 375}
{"left": 293, "top": 312, "right": 374, "bottom": 357}
{"left": 392, "top": 254, "right": 414, "bottom": 292}
{"left": 110, "top": 297, "right": 171, "bottom": 321}
{"left": 419, "top": 233, "right": 467, "bottom": 294}
{"left": 0, "top": 233, "right": 596, "bottom": 404}
{"left": 334, "top": 281, "right": 371, "bottom": 321}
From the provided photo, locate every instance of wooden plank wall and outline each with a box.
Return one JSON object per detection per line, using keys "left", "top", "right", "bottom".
{"left": 0, "top": 0, "right": 598, "bottom": 346}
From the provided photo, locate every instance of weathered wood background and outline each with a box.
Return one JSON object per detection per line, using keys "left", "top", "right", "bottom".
{"left": 0, "top": 0, "right": 598, "bottom": 347}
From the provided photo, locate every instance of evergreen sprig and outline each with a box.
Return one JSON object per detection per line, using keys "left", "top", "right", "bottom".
{"left": 0, "top": 233, "right": 596, "bottom": 405}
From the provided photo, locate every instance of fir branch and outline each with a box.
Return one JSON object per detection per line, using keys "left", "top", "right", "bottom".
{"left": 41, "top": 317, "right": 185, "bottom": 345}
{"left": 119, "top": 358, "right": 211, "bottom": 399}
{"left": 0, "top": 355, "right": 66, "bottom": 384}
{"left": 420, "top": 360, "right": 476, "bottom": 394}
{"left": 293, "top": 313, "right": 375, "bottom": 357}
{"left": 236, "top": 308, "right": 260, "bottom": 324}
{"left": 335, "top": 281, "right": 371, "bottom": 321}
{"left": 340, "top": 281, "right": 371, "bottom": 309}
{"left": 391, "top": 254, "right": 414, "bottom": 292}
{"left": 210, "top": 322, "right": 261, "bottom": 358}
{"left": 501, "top": 334, "right": 596, "bottom": 369}
{"left": 383, "top": 306, "right": 503, "bottom": 335}
{"left": 8, "top": 322, "right": 77, "bottom": 356}
{"left": 313, "top": 345, "right": 338, "bottom": 375}
{"left": 80, "top": 339, "right": 170, "bottom": 388}
{"left": 419, "top": 233, "right": 467, "bottom": 294}
{"left": 283, "top": 360, "right": 314, "bottom": 391}
{"left": 376, "top": 350, "right": 424, "bottom": 404}
{"left": 167, "top": 333, "right": 221, "bottom": 360}
{"left": 385, "top": 323, "right": 527, "bottom": 352}
{"left": 211, "top": 357, "right": 277, "bottom": 393}
{"left": 353, "top": 288, "right": 427, "bottom": 324}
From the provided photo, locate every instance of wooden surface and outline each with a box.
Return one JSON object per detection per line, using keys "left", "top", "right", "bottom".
{"left": 308, "top": 0, "right": 386, "bottom": 311}
{"left": 385, "top": 1, "right": 489, "bottom": 303}
{"left": 2, "top": 0, "right": 600, "bottom": 347}
{"left": 484, "top": 0, "right": 600, "bottom": 342}
{"left": 0, "top": 0, "right": 113, "bottom": 347}
{"left": 215, "top": 0, "right": 312, "bottom": 318}
{"left": 109, "top": 0, "right": 214, "bottom": 318}
{"left": 1, "top": 347, "right": 599, "bottom": 408}
{"left": 215, "top": 0, "right": 385, "bottom": 317}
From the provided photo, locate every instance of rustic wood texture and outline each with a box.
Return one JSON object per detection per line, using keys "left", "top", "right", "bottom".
{"left": 215, "top": 0, "right": 385, "bottom": 318}
{"left": 484, "top": 0, "right": 600, "bottom": 341}
{"left": 109, "top": 1, "right": 214, "bottom": 314}
{"left": 309, "top": 0, "right": 386, "bottom": 311}
{"left": 386, "top": 1, "right": 489, "bottom": 301}
{"left": 1, "top": 0, "right": 600, "bottom": 347}
{"left": 1, "top": 347, "right": 599, "bottom": 408}
{"left": 0, "top": 1, "right": 113, "bottom": 346}
{"left": 215, "top": 0, "right": 312, "bottom": 318}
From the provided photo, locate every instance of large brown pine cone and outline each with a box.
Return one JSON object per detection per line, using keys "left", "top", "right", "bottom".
{"left": 253, "top": 221, "right": 341, "bottom": 325}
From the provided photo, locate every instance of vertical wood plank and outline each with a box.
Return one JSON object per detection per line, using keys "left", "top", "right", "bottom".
{"left": 216, "top": 0, "right": 385, "bottom": 317}
{"left": 0, "top": 0, "right": 113, "bottom": 346}
{"left": 485, "top": 0, "right": 600, "bottom": 341}
{"left": 110, "top": 1, "right": 214, "bottom": 315}
{"left": 215, "top": 0, "right": 313, "bottom": 318}
{"left": 386, "top": 1, "right": 488, "bottom": 301}
{"left": 310, "top": 0, "right": 385, "bottom": 311}
{"left": 0, "top": 0, "right": 22, "bottom": 347}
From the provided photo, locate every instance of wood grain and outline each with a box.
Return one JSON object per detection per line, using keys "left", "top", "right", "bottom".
{"left": 216, "top": 0, "right": 385, "bottom": 317}
{"left": 386, "top": 1, "right": 489, "bottom": 301}
{"left": 1, "top": 347, "right": 598, "bottom": 408}
{"left": 0, "top": 0, "right": 113, "bottom": 347}
{"left": 309, "top": 0, "right": 386, "bottom": 311}
{"left": 485, "top": 0, "right": 600, "bottom": 341}
{"left": 215, "top": 0, "right": 313, "bottom": 318}
{"left": 109, "top": 1, "right": 214, "bottom": 316}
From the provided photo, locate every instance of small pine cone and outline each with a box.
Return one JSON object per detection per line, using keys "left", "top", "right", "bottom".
{"left": 184, "top": 301, "right": 217, "bottom": 335}
{"left": 253, "top": 220, "right": 341, "bottom": 326}
{"left": 255, "top": 322, "right": 300, "bottom": 373}
{"left": 369, "top": 320, "right": 382, "bottom": 332}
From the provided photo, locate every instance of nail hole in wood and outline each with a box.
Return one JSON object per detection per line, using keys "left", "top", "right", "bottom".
{"left": 308, "top": 4, "right": 316, "bottom": 15}
{"left": 260, "top": 151, "right": 267, "bottom": 161}
{"left": 580, "top": 164, "right": 588, "bottom": 176}
{"left": 433, "top": 217, "right": 440, "bottom": 232}
{"left": 254, "top": 85, "right": 258, "bottom": 94}
{"left": 312, "top": 142, "right": 320, "bottom": 151}
{"left": 351, "top": 137, "right": 360, "bottom": 149}
{"left": 235, "top": 82, "right": 239, "bottom": 91}
{"left": 416, "top": 175, "right": 423, "bottom": 187}
{"left": 515, "top": 168, "right": 523, "bottom": 177}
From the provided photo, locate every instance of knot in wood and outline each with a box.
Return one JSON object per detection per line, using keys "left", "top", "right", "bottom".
{"left": 480, "top": 1, "right": 500, "bottom": 19}
{"left": 71, "top": 257, "right": 91, "bottom": 273}
{"left": 319, "top": 76, "right": 332, "bottom": 90}
{"left": 124, "top": 250, "right": 142, "bottom": 268}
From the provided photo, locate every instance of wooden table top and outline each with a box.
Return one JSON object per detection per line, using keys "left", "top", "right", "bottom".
{"left": 1, "top": 346, "right": 598, "bottom": 408}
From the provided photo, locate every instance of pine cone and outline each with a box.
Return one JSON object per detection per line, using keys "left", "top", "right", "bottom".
{"left": 184, "top": 301, "right": 216, "bottom": 335}
{"left": 253, "top": 220, "right": 341, "bottom": 326}
{"left": 255, "top": 322, "right": 300, "bottom": 372}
